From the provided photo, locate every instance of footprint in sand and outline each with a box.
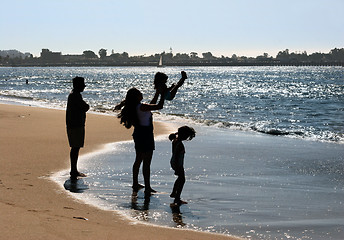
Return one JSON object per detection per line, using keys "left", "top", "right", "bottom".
{"left": 63, "top": 206, "right": 75, "bottom": 210}
{"left": 73, "top": 216, "right": 88, "bottom": 221}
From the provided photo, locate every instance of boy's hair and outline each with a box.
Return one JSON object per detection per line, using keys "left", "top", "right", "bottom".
{"left": 72, "top": 76, "right": 85, "bottom": 89}
{"left": 169, "top": 126, "right": 196, "bottom": 141}
{"left": 154, "top": 72, "right": 168, "bottom": 88}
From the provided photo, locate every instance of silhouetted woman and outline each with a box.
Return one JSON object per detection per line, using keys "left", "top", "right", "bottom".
{"left": 116, "top": 87, "right": 165, "bottom": 195}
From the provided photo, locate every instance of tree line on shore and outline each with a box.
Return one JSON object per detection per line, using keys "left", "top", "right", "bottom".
{"left": 0, "top": 48, "right": 343, "bottom": 66}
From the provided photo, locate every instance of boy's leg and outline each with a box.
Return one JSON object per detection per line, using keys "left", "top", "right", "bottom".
{"left": 68, "top": 127, "right": 86, "bottom": 178}
{"left": 70, "top": 147, "right": 80, "bottom": 176}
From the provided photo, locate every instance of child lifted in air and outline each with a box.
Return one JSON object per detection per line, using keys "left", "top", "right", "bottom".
{"left": 154, "top": 71, "right": 187, "bottom": 101}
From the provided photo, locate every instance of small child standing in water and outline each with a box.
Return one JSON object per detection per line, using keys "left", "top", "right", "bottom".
{"left": 169, "top": 126, "right": 196, "bottom": 205}
{"left": 154, "top": 71, "right": 187, "bottom": 101}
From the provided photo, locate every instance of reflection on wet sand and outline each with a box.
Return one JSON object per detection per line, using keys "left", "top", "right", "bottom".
{"left": 130, "top": 191, "right": 151, "bottom": 221}
{"left": 170, "top": 204, "right": 186, "bottom": 227}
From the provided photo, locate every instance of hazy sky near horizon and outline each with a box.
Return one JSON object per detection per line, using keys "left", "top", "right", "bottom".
{"left": 1, "top": 0, "right": 343, "bottom": 57}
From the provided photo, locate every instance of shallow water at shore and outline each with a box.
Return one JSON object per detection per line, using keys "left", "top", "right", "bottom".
{"left": 53, "top": 126, "right": 344, "bottom": 240}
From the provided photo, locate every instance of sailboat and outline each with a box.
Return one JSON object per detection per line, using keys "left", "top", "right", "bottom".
{"left": 157, "top": 55, "right": 164, "bottom": 67}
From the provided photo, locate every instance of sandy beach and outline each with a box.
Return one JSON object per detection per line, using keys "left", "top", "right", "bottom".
{"left": 0, "top": 103, "right": 241, "bottom": 240}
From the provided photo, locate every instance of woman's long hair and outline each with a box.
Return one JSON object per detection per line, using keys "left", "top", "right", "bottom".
{"left": 117, "top": 88, "right": 141, "bottom": 129}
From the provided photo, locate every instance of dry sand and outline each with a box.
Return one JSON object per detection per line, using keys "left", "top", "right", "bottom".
{"left": 0, "top": 103, "right": 242, "bottom": 240}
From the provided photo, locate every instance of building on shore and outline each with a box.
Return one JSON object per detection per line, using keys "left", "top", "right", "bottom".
{"left": 40, "top": 49, "right": 62, "bottom": 62}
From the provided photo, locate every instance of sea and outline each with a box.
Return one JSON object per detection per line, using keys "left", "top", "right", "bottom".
{"left": 1, "top": 66, "right": 343, "bottom": 240}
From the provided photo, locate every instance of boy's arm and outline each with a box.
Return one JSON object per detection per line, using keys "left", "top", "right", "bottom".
{"left": 69, "top": 93, "right": 89, "bottom": 112}
{"left": 82, "top": 100, "right": 90, "bottom": 112}
{"left": 79, "top": 94, "right": 89, "bottom": 112}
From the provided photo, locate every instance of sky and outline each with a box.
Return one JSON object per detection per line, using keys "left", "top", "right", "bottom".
{"left": 1, "top": 0, "right": 343, "bottom": 58}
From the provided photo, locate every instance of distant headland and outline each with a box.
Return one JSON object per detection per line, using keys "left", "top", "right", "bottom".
{"left": 0, "top": 48, "right": 343, "bottom": 67}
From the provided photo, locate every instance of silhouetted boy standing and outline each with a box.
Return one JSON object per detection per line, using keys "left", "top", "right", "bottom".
{"left": 66, "top": 76, "right": 89, "bottom": 179}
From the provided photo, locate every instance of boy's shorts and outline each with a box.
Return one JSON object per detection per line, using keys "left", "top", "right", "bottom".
{"left": 67, "top": 127, "right": 85, "bottom": 148}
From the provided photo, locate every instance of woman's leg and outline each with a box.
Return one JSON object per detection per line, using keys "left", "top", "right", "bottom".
{"left": 170, "top": 178, "right": 178, "bottom": 198}
{"left": 132, "top": 151, "right": 143, "bottom": 188}
{"left": 142, "top": 151, "right": 155, "bottom": 193}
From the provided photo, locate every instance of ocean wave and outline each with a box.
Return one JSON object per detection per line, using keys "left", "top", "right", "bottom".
{"left": 1, "top": 66, "right": 343, "bottom": 145}
{"left": 0, "top": 92, "right": 35, "bottom": 101}
{"left": 0, "top": 92, "right": 342, "bottom": 145}
{"left": 153, "top": 113, "right": 344, "bottom": 145}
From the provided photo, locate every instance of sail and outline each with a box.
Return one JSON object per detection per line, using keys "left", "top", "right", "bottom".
{"left": 157, "top": 56, "right": 163, "bottom": 67}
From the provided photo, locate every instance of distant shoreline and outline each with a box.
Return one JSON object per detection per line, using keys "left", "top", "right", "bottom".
{"left": 2, "top": 48, "right": 343, "bottom": 67}
{"left": 1, "top": 62, "right": 343, "bottom": 67}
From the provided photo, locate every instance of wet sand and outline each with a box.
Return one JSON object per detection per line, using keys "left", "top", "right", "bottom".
{"left": 0, "top": 103, "right": 242, "bottom": 240}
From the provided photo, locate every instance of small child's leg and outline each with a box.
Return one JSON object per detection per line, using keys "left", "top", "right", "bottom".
{"left": 168, "top": 78, "right": 185, "bottom": 100}
{"left": 166, "top": 72, "right": 187, "bottom": 100}
{"left": 173, "top": 168, "right": 185, "bottom": 203}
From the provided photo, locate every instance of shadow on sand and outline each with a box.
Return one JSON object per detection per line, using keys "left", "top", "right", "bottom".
{"left": 63, "top": 178, "right": 89, "bottom": 193}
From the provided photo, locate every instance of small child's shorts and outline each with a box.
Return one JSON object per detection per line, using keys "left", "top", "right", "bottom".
{"left": 165, "top": 91, "right": 173, "bottom": 101}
